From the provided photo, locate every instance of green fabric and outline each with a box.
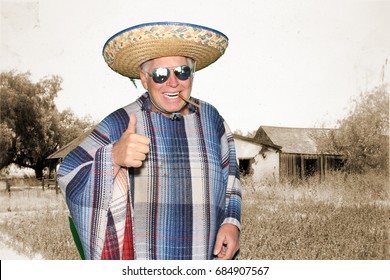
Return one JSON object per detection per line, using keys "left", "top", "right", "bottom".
{"left": 68, "top": 216, "right": 86, "bottom": 260}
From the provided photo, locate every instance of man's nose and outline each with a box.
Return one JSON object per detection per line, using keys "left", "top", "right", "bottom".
{"left": 166, "top": 71, "right": 179, "bottom": 87}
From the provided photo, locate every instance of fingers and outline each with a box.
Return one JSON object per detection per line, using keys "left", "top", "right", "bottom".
{"left": 214, "top": 237, "right": 230, "bottom": 260}
{"left": 126, "top": 113, "right": 150, "bottom": 144}
{"left": 214, "top": 224, "right": 240, "bottom": 260}
{"left": 112, "top": 113, "right": 151, "bottom": 168}
{"left": 214, "top": 242, "right": 235, "bottom": 260}
{"left": 213, "top": 236, "right": 224, "bottom": 257}
{"left": 215, "top": 243, "right": 236, "bottom": 260}
{"left": 125, "top": 151, "right": 147, "bottom": 168}
{"left": 214, "top": 245, "right": 228, "bottom": 260}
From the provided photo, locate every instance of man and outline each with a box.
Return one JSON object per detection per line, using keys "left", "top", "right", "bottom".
{"left": 57, "top": 22, "right": 241, "bottom": 260}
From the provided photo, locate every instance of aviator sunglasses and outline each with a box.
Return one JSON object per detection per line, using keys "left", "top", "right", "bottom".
{"left": 146, "top": 65, "right": 193, "bottom": 84}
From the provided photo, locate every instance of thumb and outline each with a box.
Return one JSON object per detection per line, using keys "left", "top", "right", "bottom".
{"left": 213, "top": 235, "right": 224, "bottom": 256}
{"left": 127, "top": 113, "right": 137, "bottom": 134}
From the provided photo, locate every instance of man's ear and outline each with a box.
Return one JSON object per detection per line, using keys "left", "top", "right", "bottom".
{"left": 140, "top": 71, "right": 148, "bottom": 90}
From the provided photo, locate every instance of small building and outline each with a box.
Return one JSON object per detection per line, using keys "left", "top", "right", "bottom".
{"left": 45, "top": 127, "right": 95, "bottom": 190}
{"left": 46, "top": 127, "right": 95, "bottom": 178}
{"left": 234, "top": 126, "right": 344, "bottom": 183}
{"left": 234, "top": 134, "right": 281, "bottom": 181}
{"left": 46, "top": 127, "right": 94, "bottom": 163}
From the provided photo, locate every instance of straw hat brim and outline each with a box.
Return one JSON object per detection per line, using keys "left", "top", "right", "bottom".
{"left": 102, "top": 22, "right": 229, "bottom": 79}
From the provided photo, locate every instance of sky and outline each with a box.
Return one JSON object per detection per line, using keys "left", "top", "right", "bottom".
{"left": 1, "top": 0, "right": 389, "bottom": 134}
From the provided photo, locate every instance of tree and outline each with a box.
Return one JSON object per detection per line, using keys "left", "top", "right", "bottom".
{"left": 0, "top": 71, "right": 95, "bottom": 178}
{"left": 57, "top": 109, "right": 95, "bottom": 145}
{"left": 0, "top": 123, "right": 13, "bottom": 166}
{"left": 317, "top": 85, "right": 389, "bottom": 174}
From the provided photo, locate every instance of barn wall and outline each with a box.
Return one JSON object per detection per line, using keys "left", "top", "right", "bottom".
{"left": 252, "top": 149, "right": 279, "bottom": 182}
{"left": 234, "top": 138, "right": 262, "bottom": 159}
{"left": 279, "top": 153, "right": 344, "bottom": 182}
{"left": 235, "top": 138, "right": 262, "bottom": 176}
{"left": 234, "top": 135, "right": 344, "bottom": 183}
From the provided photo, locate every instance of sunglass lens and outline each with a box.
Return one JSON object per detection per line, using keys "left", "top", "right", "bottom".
{"left": 174, "top": 66, "right": 191, "bottom": 80}
{"left": 151, "top": 66, "right": 191, "bottom": 83}
{"left": 152, "top": 67, "right": 170, "bottom": 83}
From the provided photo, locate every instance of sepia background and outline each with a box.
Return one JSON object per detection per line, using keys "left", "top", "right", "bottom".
{"left": 0, "top": 0, "right": 389, "bottom": 260}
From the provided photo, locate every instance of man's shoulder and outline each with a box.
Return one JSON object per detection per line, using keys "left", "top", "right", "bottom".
{"left": 94, "top": 99, "right": 140, "bottom": 139}
{"left": 102, "top": 99, "right": 140, "bottom": 123}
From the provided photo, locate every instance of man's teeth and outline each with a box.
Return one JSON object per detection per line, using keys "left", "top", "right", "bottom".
{"left": 164, "top": 93, "right": 179, "bottom": 98}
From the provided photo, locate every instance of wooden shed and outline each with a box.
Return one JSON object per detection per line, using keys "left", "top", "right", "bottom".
{"left": 45, "top": 127, "right": 94, "bottom": 191}
{"left": 234, "top": 126, "right": 344, "bottom": 183}
{"left": 46, "top": 127, "right": 94, "bottom": 161}
{"left": 234, "top": 134, "right": 281, "bottom": 181}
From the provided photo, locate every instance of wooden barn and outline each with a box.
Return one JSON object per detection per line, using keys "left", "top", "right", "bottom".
{"left": 234, "top": 134, "right": 281, "bottom": 181}
{"left": 46, "top": 127, "right": 94, "bottom": 162}
{"left": 45, "top": 127, "right": 95, "bottom": 190}
{"left": 234, "top": 126, "right": 344, "bottom": 183}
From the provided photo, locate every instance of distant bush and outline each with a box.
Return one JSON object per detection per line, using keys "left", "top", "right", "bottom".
{"left": 316, "top": 85, "right": 389, "bottom": 174}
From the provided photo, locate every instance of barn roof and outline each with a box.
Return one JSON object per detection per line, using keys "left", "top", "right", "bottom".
{"left": 233, "top": 135, "right": 262, "bottom": 159}
{"left": 234, "top": 134, "right": 281, "bottom": 149}
{"left": 46, "top": 127, "right": 94, "bottom": 160}
{"left": 254, "top": 126, "right": 337, "bottom": 155}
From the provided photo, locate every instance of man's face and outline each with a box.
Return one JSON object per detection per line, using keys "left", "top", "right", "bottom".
{"left": 140, "top": 56, "right": 193, "bottom": 114}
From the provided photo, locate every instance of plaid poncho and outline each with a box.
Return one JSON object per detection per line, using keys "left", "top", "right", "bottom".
{"left": 57, "top": 93, "right": 241, "bottom": 260}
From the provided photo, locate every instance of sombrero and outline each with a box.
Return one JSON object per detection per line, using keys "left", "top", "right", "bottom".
{"left": 102, "top": 22, "right": 229, "bottom": 79}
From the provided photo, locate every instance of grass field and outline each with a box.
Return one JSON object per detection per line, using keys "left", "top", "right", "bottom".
{"left": 0, "top": 172, "right": 388, "bottom": 260}
{"left": 0, "top": 181, "right": 80, "bottom": 260}
{"left": 239, "top": 172, "right": 389, "bottom": 259}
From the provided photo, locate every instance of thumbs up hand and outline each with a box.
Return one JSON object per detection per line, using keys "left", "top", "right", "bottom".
{"left": 112, "top": 113, "right": 150, "bottom": 169}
